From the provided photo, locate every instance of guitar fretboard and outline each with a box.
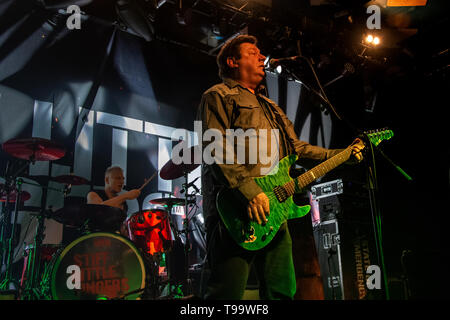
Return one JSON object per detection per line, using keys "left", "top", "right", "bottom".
{"left": 283, "top": 147, "right": 353, "bottom": 196}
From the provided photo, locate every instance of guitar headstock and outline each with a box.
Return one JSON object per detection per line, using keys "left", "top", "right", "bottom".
{"left": 364, "top": 128, "right": 394, "bottom": 146}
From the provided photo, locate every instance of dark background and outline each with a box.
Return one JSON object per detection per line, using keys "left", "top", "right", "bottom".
{"left": 0, "top": 0, "right": 448, "bottom": 299}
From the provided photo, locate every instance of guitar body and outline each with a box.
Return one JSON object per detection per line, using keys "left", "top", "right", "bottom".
{"left": 215, "top": 129, "right": 393, "bottom": 251}
{"left": 216, "top": 154, "right": 311, "bottom": 251}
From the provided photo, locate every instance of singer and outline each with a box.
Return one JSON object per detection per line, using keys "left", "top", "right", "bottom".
{"left": 197, "top": 35, "right": 364, "bottom": 300}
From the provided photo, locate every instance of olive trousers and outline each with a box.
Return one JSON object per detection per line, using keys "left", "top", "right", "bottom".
{"left": 203, "top": 215, "right": 296, "bottom": 300}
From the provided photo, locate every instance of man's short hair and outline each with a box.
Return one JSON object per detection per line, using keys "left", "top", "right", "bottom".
{"left": 216, "top": 35, "right": 258, "bottom": 79}
{"left": 105, "top": 165, "right": 123, "bottom": 177}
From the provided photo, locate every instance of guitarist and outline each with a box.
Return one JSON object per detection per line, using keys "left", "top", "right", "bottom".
{"left": 197, "top": 35, "right": 364, "bottom": 300}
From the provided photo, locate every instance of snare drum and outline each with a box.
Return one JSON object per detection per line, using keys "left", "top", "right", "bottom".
{"left": 125, "top": 209, "right": 174, "bottom": 255}
{"left": 48, "top": 232, "right": 146, "bottom": 300}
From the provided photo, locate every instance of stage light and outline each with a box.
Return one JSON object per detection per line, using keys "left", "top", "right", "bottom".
{"left": 373, "top": 36, "right": 380, "bottom": 45}
{"left": 276, "top": 65, "right": 282, "bottom": 74}
{"left": 363, "top": 33, "right": 381, "bottom": 47}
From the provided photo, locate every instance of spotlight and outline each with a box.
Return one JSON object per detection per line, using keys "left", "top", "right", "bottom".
{"left": 364, "top": 33, "right": 381, "bottom": 46}
{"left": 373, "top": 36, "right": 380, "bottom": 45}
{"left": 275, "top": 65, "right": 283, "bottom": 74}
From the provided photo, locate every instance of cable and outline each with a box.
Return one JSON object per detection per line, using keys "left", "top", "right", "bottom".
{"left": 299, "top": 56, "right": 343, "bottom": 122}
{"left": 284, "top": 55, "right": 362, "bottom": 136}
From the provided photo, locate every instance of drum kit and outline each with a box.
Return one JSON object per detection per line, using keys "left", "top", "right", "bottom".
{"left": 0, "top": 138, "right": 204, "bottom": 300}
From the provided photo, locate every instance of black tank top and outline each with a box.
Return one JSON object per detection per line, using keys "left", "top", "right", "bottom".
{"left": 95, "top": 189, "right": 128, "bottom": 214}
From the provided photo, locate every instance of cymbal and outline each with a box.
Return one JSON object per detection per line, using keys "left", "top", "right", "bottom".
{"left": 51, "top": 204, "right": 126, "bottom": 230}
{"left": 52, "top": 175, "right": 90, "bottom": 185}
{"left": 23, "top": 174, "right": 52, "bottom": 185}
{"left": 150, "top": 197, "right": 185, "bottom": 207}
{"left": 160, "top": 145, "right": 201, "bottom": 180}
{"left": 2, "top": 137, "right": 66, "bottom": 161}
{"left": 21, "top": 174, "right": 89, "bottom": 186}
{"left": 0, "top": 184, "right": 31, "bottom": 203}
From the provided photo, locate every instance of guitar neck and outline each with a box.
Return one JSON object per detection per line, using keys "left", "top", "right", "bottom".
{"left": 290, "top": 147, "right": 353, "bottom": 193}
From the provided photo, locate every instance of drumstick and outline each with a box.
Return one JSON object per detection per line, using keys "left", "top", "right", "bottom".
{"left": 138, "top": 171, "right": 157, "bottom": 191}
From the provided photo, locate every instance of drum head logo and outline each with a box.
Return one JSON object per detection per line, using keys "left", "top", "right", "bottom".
{"left": 52, "top": 233, "right": 145, "bottom": 300}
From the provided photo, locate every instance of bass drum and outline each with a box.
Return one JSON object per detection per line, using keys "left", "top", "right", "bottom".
{"left": 49, "top": 232, "right": 146, "bottom": 300}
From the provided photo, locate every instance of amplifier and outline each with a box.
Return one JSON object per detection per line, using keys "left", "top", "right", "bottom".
{"left": 312, "top": 180, "right": 373, "bottom": 223}
{"left": 311, "top": 179, "right": 343, "bottom": 200}
{"left": 313, "top": 219, "right": 384, "bottom": 300}
{"left": 311, "top": 180, "right": 384, "bottom": 300}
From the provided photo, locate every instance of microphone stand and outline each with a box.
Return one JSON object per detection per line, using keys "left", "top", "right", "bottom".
{"left": 277, "top": 55, "right": 413, "bottom": 300}
{"left": 181, "top": 171, "right": 194, "bottom": 297}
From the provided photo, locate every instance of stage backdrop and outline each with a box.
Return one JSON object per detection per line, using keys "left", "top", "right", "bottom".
{"left": 0, "top": 4, "right": 336, "bottom": 263}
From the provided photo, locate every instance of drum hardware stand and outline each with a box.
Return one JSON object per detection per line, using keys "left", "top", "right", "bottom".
{"left": 20, "top": 176, "right": 53, "bottom": 300}
{"left": 133, "top": 195, "right": 161, "bottom": 300}
{"left": 180, "top": 173, "right": 201, "bottom": 297}
{"left": 0, "top": 160, "right": 12, "bottom": 271}
{"left": 159, "top": 198, "right": 184, "bottom": 299}
{"left": 0, "top": 178, "right": 24, "bottom": 292}
{"left": 1, "top": 156, "right": 33, "bottom": 292}
{"left": 19, "top": 167, "right": 68, "bottom": 299}
{"left": 0, "top": 187, "right": 11, "bottom": 281}
{"left": 143, "top": 252, "right": 163, "bottom": 300}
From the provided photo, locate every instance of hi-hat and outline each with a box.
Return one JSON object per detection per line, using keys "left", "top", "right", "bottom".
{"left": 149, "top": 197, "right": 185, "bottom": 207}
{"left": 2, "top": 137, "right": 65, "bottom": 162}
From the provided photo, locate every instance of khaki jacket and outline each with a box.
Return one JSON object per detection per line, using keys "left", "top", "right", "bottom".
{"left": 197, "top": 78, "right": 342, "bottom": 218}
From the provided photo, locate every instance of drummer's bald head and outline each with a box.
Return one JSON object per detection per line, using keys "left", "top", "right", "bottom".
{"left": 105, "top": 165, "right": 123, "bottom": 178}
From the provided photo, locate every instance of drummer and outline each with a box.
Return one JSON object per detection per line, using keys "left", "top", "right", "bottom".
{"left": 86, "top": 166, "right": 140, "bottom": 214}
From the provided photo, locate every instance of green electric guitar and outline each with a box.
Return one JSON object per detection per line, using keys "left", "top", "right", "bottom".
{"left": 216, "top": 129, "right": 393, "bottom": 251}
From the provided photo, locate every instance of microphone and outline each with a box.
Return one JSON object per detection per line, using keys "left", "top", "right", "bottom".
{"left": 180, "top": 176, "right": 200, "bottom": 194}
{"left": 268, "top": 55, "right": 302, "bottom": 68}
{"left": 323, "top": 62, "right": 355, "bottom": 87}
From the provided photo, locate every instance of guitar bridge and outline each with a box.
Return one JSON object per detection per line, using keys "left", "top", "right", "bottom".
{"left": 273, "top": 185, "right": 288, "bottom": 203}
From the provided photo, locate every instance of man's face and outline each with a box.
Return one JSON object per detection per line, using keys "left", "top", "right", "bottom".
{"left": 234, "top": 42, "right": 266, "bottom": 87}
{"left": 105, "top": 169, "right": 125, "bottom": 194}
